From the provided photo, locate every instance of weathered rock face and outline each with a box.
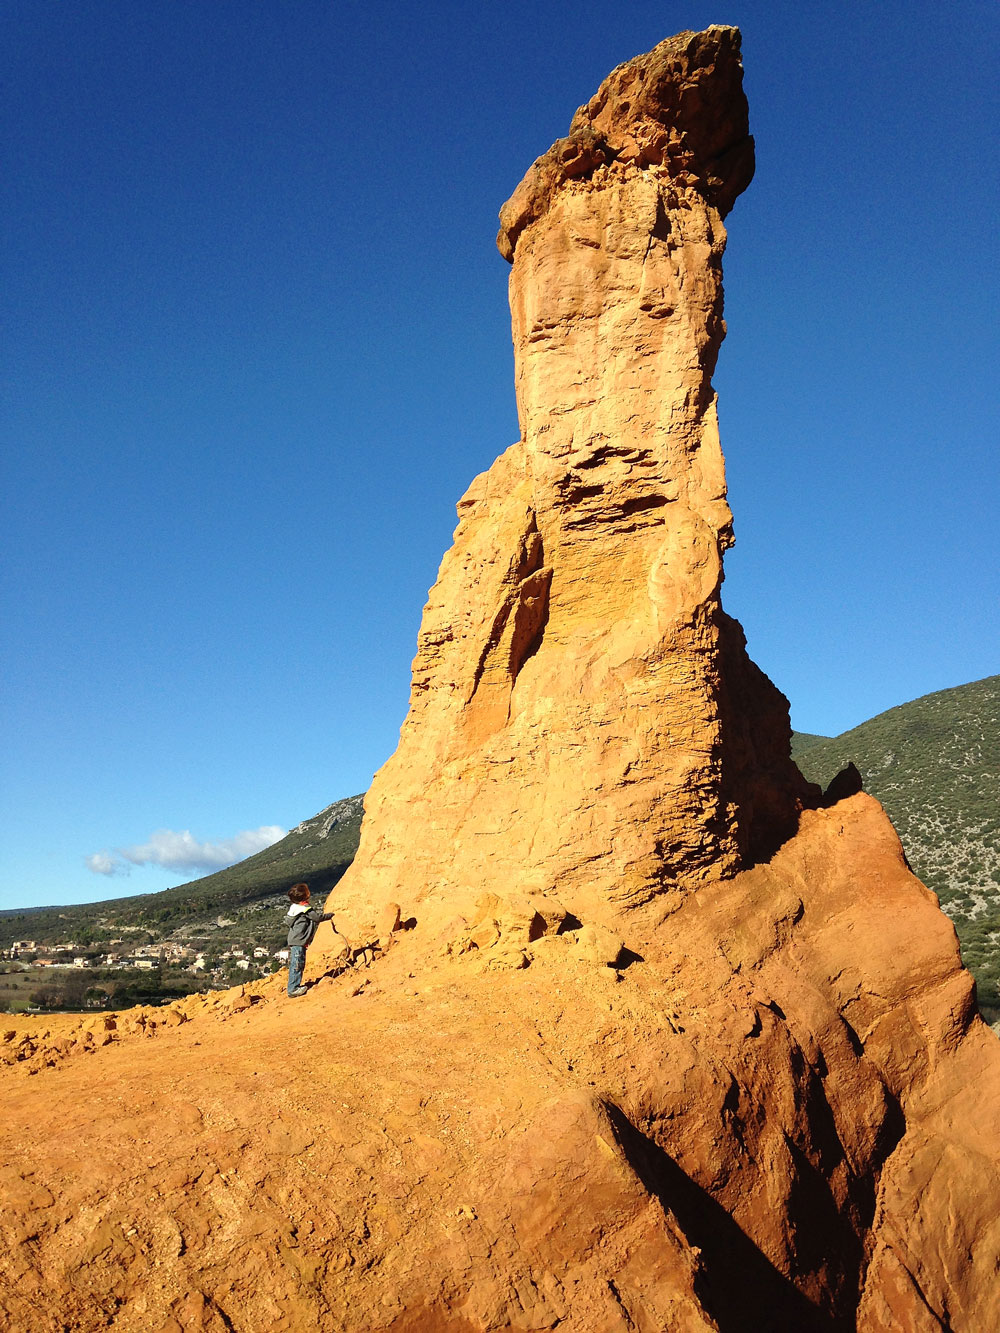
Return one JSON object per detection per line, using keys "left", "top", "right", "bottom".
{"left": 337, "top": 27, "right": 806, "bottom": 943}
{"left": 2, "top": 28, "right": 998, "bottom": 1333}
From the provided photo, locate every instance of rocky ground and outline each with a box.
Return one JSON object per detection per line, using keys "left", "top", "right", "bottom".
{"left": 3, "top": 794, "right": 999, "bottom": 1332}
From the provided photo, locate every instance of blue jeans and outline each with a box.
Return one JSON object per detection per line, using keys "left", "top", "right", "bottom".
{"left": 287, "top": 945, "right": 306, "bottom": 994}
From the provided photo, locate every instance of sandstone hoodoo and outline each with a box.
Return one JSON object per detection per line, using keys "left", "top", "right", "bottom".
{"left": 337, "top": 26, "right": 806, "bottom": 943}
{"left": 2, "top": 28, "right": 999, "bottom": 1333}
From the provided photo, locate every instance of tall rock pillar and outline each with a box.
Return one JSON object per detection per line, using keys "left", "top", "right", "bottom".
{"left": 332, "top": 27, "right": 806, "bottom": 937}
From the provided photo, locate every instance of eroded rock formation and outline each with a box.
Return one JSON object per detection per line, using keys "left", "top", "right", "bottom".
{"left": 337, "top": 27, "right": 805, "bottom": 944}
{"left": 2, "top": 27, "right": 998, "bottom": 1333}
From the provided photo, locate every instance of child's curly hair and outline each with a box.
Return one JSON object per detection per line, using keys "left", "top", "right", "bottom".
{"left": 287, "top": 883, "right": 310, "bottom": 903}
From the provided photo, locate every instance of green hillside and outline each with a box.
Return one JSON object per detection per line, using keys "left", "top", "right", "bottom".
{"left": 792, "top": 676, "right": 1000, "bottom": 1017}
{"left": 0, "top": 795, "right": 365, "bottom": 951}
{"left": 790, "top": 732, "right": 832, "bottom": 761}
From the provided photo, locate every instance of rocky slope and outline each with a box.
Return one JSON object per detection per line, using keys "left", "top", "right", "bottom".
{"left": 794, "top": 676, "right": 1000, "bottom": 1014}
{"left": 3, "top": 790, "right": 997, "bottom": 1331}
{"left": 2, "top": 27, "right": 998, "bottom": 1333}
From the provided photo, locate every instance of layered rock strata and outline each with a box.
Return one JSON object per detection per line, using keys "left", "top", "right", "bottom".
{"left": 336, "top": 27, "right": 805, "bottom": 942}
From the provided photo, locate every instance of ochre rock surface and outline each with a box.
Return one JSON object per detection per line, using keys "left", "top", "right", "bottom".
{"left": 3, "top": 28, "right": 999, "bottom": 1333}
{"left": 2, "top": 796, "right": 999, "bottom": 1331}
{"left": 335, "top": 27, "right": 804, "bottom": 948}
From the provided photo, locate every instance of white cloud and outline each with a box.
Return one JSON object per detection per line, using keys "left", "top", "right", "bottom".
{"left": 85, "top": 851, "right": 131, "bottom": 877}
{"left": 85, "top": 825, "right": 286, "bottom": 877}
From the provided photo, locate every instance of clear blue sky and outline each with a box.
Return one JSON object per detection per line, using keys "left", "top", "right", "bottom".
{"left": 2, "top": 1, "right": 997, "bottom": 909}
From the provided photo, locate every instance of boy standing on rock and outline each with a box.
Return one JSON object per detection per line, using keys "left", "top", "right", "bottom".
{"left": 283, "top": 883, "right": 333, "bottom": 997}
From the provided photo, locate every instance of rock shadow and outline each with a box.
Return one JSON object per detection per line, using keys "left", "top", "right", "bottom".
{"left": 603, "top": 1102, "right": 852, "bottom": 1333}
{"left": 822, "top": 762, "right": 864, "bottom": 807}
{"left": 714, "top": 610, "right": 822, "bottom": 874}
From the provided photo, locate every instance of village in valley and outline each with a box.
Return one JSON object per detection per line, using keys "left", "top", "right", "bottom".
{"left": 0, "top": 796, "right": 365, "bottom": 1016}
{"left": 0, "top": 927, "right": 290, "bottom": 1013}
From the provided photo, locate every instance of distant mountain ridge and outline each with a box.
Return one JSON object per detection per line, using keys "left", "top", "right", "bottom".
{"left": 0, "top": 794, "right": 365, "bottom": 947}
{"left": 792, "top": 675, "right": 999, "bottom": 1016}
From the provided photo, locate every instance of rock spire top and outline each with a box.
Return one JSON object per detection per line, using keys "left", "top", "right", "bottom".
{"left": 498, "top": 26, "right": 754, "bottom": 261}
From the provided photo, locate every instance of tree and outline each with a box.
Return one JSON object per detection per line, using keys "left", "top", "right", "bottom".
{"left": 61, "top": 973, "right": 88, "bottom": 1010}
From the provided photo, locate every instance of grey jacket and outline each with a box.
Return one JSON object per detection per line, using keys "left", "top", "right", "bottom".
{"left": 284, "top": 904, "right": 332, "bottom": 948}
